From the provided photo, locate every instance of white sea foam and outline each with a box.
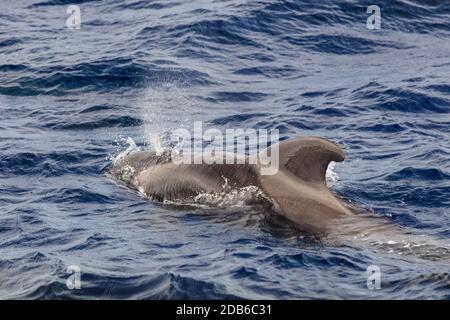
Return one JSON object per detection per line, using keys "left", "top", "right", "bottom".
{"left": 326, "top": 161, "right": 339, "bottom": 184}
{"left": 111, "top": 137, "right": 139, "bottom": 164}
{"left": 164, "top": 185, "right": 268, "bottom": 208}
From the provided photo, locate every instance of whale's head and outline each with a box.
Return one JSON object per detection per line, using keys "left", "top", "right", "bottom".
{"left": 107, "top": 151, "right": 171, "bottom": 185}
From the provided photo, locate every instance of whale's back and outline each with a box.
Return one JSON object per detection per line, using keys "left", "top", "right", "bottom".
{"left": 108, "top": 136, "right": 353, "bottom": 232}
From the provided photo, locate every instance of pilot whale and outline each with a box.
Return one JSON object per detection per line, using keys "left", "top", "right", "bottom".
{"left": 108, "top": 136, "right": 450, "bottom": 260}
{"left": 108, "top": 136, "right": 355, "bottom": 233}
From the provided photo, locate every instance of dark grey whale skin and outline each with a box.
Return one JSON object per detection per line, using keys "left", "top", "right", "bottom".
{"left": 108, "top": 137, "right": 354, "bottom": 233}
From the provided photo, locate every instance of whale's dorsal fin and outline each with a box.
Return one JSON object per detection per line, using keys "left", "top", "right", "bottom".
{"left": 276, "top": 137, "right": 345, "bottom": 185}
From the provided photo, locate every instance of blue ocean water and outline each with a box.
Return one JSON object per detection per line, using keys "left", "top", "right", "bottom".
{"left": 1, "top": 0, "right": 449, "bottom": 299}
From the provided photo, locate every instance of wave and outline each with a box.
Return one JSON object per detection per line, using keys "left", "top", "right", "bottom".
{"left": 0, "top": 39, "right": 22, "bottom": 48}
{"left": 351, "top": 84, "right": 449, "bottom": 113}
{"left": 31, "top": 0, "right": 100, "bottom": 7}
{"left": 0, "top": 151, "right": 101, "bottom": 177}
{"left": 0, "top": 250, "right": 240, "bottom": 299}
{"left": 386, "top": 167, "right": 450, "bottom": 181}
{"left": 0, "top": 58, "right": 212, "bottom": 96}
{"left": 46, "top": 115, "right": 143, "bottom": 131}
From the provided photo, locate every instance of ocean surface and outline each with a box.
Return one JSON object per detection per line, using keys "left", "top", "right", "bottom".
{"left": 1, "top": 0, "right": 449, "bottom": 299}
